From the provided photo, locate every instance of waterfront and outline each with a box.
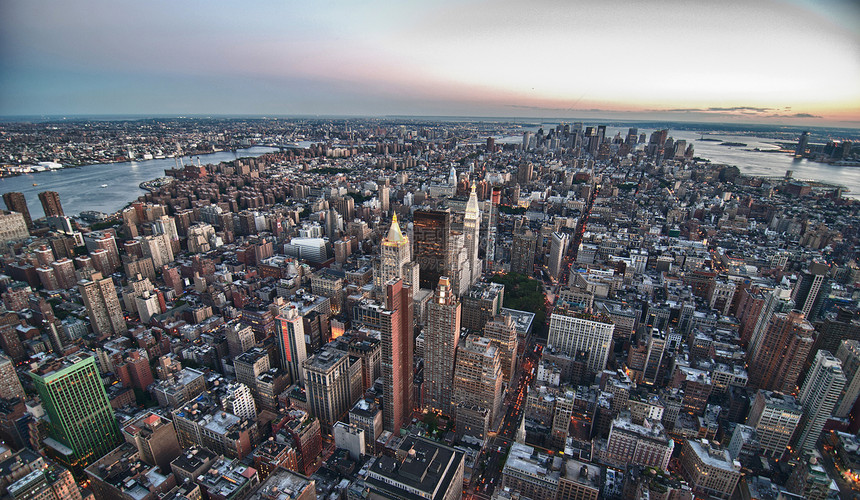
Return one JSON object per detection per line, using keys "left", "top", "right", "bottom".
{"left": 0, "top": 146, "right": 277, "bottom": 219}
{"left": 501, "top": 126, "right": 860, "bottom": 198}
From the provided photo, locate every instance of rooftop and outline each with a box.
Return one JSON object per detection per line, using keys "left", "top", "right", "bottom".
{"left": 561, "top": 457, "right": 601, "bottom": 490}
{"left": 366, "top": 435, "right": 463, "bottom": 500}
{"left": 250, "top": 467, "right": 314, "bottom": 499}
{"left": 687, "top": 440, "right": 740, "bottom": 473}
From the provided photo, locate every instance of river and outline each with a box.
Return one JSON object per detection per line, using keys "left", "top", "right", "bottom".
{"left": 0, "top": 146, "right": 278, "bottom": 219}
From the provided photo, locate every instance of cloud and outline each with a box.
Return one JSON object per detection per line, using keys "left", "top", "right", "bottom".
{"left": 656, "top": 106, "right": 776, "bottom": 114}
{"left": 505, "top": 104, "right": 619, "bottom": 113}
{"left": 764, "top": 112, "right": 823, "bottom": 119}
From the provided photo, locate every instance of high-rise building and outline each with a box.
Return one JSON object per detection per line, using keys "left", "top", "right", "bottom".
{"left": 84, "top": 231, "right": 121, "bottom": 272}
{"left": 461, "top": 281, "right": 504, "bottom": 331}
{"left": 547, "top": 232, "right": 569, "bottom": 279}
{"left": 483, "top": 313, "right": 519, "bottom": 383}
{"left": 276, "top": 308, "right": 307, "bottom": 386}
{"left": 234, "top": 347, "right": 270, "bottom": 405}
{"left": 809, "top": 308, "right": 860, "bottom": 365}
{"left": 748, "top": 285, "right": 795, "bottom": 356}
{"left": 51, "top": 258, "right": 77, "bottom": 290}
{"left": 79, "top": 272, "right": 126, "bottom": 338}
{"left": 453, "top": 336, "right": 502, "bottom": 439}
{"left": 140, "top": 234, "right": 174, "bottom": 268}
{"left": 28, "top": 353, "right": 120, "bottom": 469}
{"left": 379, "top": 183, "right": 390, "bottom": 213}
{"left": 547, "top": 307, "right": 615, "bottom": 375}
{"left": 835, "top": 340, "right": 860, "bottom": 418}
{"left": 3, "top": 192, "right": 33, "bottom": 229}
{"left": 747, "top": 310, "right": 814, "bottom": 393}
{"left": 463, "top": 183, "right": 482, "bottom": 286}
{"left": 795, "top": 350, "right": 846, "bottom": 454}
{"left": 642, "top": 329, "right": 667, "bottom": 385}
{"left": 414, "top": 209, "right": 451, "bottom": 289}
{"left": 510, "top": 227, "right": 537, "bottom": 276}
{"left": 0, "top": 352, "right": 25, "bottom": 400}
{"left": 424, "top": 277, "right": 461, "bottom": 416}
{"left": 792, "top": 261, "right": 829, "bottom": 321}
{"left": 795, "top": 131, "right": 809, "bottom": 157}
{"left": 38, "top": 191, "right": 64, "bottom": 217}
{"left": 350, "top": 399, "right": 383, "bottom": 451}
{"left": 380, "top": 279, "right": 413, "bottom": 433}
{"left": 225, "top": 322, "right": 257, "bottom": 358}
{"left": 746, "top": 390, "right": 803, "bottom": 458}
{"left": 375, "top": 213, "right": 419, "bottom": 289}
{"left": 303, "top": 348, "right": 353, "bottom": 433}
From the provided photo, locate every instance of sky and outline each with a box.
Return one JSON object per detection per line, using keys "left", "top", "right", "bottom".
{"left": 1, "top": 0, "right": 859, "bottom": 126}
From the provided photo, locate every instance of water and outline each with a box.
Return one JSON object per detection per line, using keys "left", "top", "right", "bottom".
{"left": 0, "top": 146, "right": 277, "bottom": 218}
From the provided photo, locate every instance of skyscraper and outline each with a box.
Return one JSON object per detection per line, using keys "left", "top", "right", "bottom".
{"left": 795, "top": 350, "right": 846, "bottom": 454}
{"left": 510, "top": 227, "right": 537, "bottom": 276}
{"left": 792, "top": 260, "right": 828, "bottom": 321}
{"left": 463, "top": 183, "right": 482, "bottom": 286}
{"left": 461, "top": 281, "right": 504, "bottom": 331}
{"left": 28, "top": 353, "right": 120, "bottom": 469}
{"left": 483, "top": 313, "right": 519, "bottom": 383}
{"left": 38, "top": 191, "right": 64, "bottom": 217}
{"left": 548, "top": 232, "right": 569, "bottom": 279}
{"left": 276, "top": 308, "right": 307, "bottom": 386}
{"left": 746, "top": 390, "right": 803, "bottom": 458}
{"left": 375, "top": 213, "right": 418, "bottom": 289}
{"left": 414, "top": 209, "right": 451, "bottom": 289}
{"left": 642, "top": 329, "right": 667, "bottom": 385}
{"left": 380, "top": 279, "right": 413, "bottom": 432}
{"left": 424, "top": 277, "right": 461, "bottom": 416}
{"left": 78, "top": 272, "right": 126, "bottom": 338}
{"left": 303, "top": 347, "right": 352, "bottom": 432}
{"left": 748, "top": 285, "right": 795, "bottom": 357}
{"left": 795, "top": 131, "right": 809, "bottom": 158}
{"left": 3, "top": 192, "right": 33, "bottom": 229}
{"left": 453, "top": 335, "right": 503, "bottom": 439}
{"left": 835, "top": 340, "right": 860, "bottom": 418}
{"left": 747, "top": 310, "right": 814, "bottom": 393}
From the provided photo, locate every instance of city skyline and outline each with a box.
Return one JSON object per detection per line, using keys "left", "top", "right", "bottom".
{"left": 1, "top": 0, "right": 859, "bottom": 126}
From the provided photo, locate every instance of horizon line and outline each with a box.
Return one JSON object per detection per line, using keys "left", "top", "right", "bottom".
{"left": 1, "top": 113, "right": 860, "bottom": 131}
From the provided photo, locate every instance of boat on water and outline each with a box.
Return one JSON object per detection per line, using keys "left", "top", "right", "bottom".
{"left": 100, "top": 184, "right": 108, "bottom": 188}
{"left": 32, "top": 183, "right": 37, "bottom": 186}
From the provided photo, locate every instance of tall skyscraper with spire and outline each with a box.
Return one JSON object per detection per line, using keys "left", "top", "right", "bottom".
{"left": 375, "top": 213, "right": 419, "bottom": 289}
{"left": 425, "top": 277, "right": 461, "bottom": 416}
{"left": 463, "top": 183, "right": 482, "bottom": 286}
{"left": 380, "top": 279, "right": 413, "bottom": 433}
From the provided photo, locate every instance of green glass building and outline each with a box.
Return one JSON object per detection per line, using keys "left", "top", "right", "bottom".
{"left": 29, "top": 353, "right": 120, "bottom": 470}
